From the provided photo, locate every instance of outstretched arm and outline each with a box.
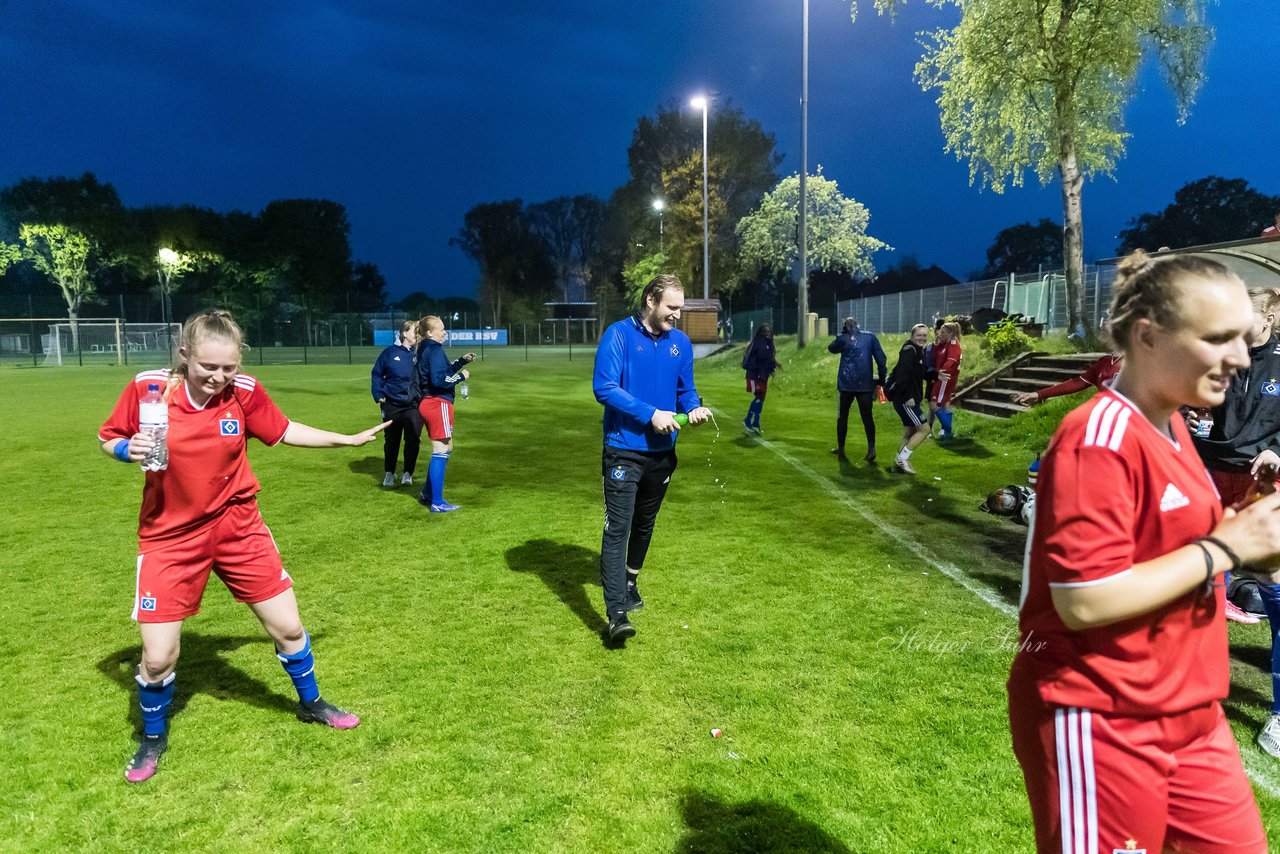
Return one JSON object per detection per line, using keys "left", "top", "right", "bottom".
{"left": 281, "top": 420, "right": 391, "bottom": 448}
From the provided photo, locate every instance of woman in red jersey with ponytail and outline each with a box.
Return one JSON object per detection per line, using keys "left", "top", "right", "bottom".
{"left": 1008, "top": 252, "right": 1280, "bottom": 853}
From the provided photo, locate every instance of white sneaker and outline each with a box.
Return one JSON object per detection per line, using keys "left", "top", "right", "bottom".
{"left": 1259, "top": 715, "right": 1280, "bottom": 758}
{"left": 382, "top": 472, "right": 396, "bottom": 487}
{"left": 895, "top": 457, "right": 916, "bottom": 475}
{"left": 401, "top": 472, "right": 413, "bottom": 486}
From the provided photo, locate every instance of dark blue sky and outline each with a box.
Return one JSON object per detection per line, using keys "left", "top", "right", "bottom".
{"left": 2, "top": 1, "right": 1276, "bottom": 299}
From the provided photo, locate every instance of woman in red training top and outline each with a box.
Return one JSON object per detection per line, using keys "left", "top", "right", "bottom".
{"left": 927, "top": 321, "right": 962, "bottom": 438}
{"left": 1007, "top": 252, "right": 1280, "bottom": 853}
{"left": 99, "top": 310, "right": 388, "bottom": 784}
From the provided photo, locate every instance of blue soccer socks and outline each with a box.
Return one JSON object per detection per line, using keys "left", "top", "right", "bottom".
{"left": 428, "top": 451, "right": 450, "bottom": 506}
{"left": 276, "top": 632, "right": 320, "bottom": 704}
{"left": 135, "top": 671, "right": 176, "bottom": 737}
{"left": 747, "top": 398, "right": 763, "bottom": 429}
{"left": 936, "top": 409, "right": 954, "bottom": 437}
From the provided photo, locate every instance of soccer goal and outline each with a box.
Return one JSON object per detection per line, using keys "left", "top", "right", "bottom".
{"left": 35, "top": 319, "right": 180, "bottom": 366}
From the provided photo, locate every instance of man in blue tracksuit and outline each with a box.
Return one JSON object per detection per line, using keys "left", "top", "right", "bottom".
{"left": 593, "top": 274, "right": 712, "bottom": 643}
{"left": 828, "top": 316, "right": 887, "bottom": 462}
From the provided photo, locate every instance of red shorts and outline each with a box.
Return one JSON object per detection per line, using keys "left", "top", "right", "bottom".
{"left": 418, "top": 396, "right": 454, "bottom": 441}
{"left": 930, "top": 373, "right": 956, "bottom": 406}
{"left": 134, "top": 501, "right": 292, "bottom": 622}
{"left": 1208, "top": 467, "right": 1262, "bottom": 509}
{"left": 746, "top": 378, "right": 768, "bottom": 398}
{"left": 1008, "top": 690, "right": 1265, "bottom": 853}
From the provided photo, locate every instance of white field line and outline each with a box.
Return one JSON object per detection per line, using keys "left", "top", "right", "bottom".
{"left": 725, "top": 411, "right": 1280, "bottom": 802}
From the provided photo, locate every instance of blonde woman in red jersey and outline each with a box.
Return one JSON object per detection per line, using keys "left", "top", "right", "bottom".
{"left": 1008, "top": 252, "right": 1280, "bottom": 853}
{"left": 99, "top": 311, "right": 388, "bottom": 784}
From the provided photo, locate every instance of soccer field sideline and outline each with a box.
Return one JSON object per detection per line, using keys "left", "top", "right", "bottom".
{"left": 714, "top": 402, "right": 1280, "bottom": 805}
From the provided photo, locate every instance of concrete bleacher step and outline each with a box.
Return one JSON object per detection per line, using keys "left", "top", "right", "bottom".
{"left": 955, "top": 351, "right": 1108, "bottom": 419}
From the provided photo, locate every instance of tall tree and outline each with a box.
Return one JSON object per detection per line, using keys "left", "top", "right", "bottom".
{"left": 451, "top": 200, "right": 555, "bottom": 325}
{"left": 258, "top": 199, "right": 354, "bottom": 312}
{"left": 15, "top": 223, "right": 97, "bottom": 348}
{"left": 982, "top": 219, "right": 1063, "bottom": 277}
{"left": 528, "top": 194, "right": 607, "bottom": 301}
{"left": 867, "top": 0, "right": 1215, "bottom": 334}
{"left": 612, "top": 99, "right": 781, "bottom": 297}
{"left": 1117, "top": 176, "right": 1280, "bottom": 254}
{"left": 736, "top": 171, "right": 889, "bottom": 284}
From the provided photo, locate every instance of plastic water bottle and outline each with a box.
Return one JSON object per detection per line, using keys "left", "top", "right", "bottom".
{"left": 1193, "top": 408, "right": 1213, "bottom": 439}
{"left": 673, "top": 412, "right": 689, "bottom": 427}
{"left": 458, "top": 382, "right": 469, "bottom": 400}
{"left": 1027, "top": 453, "right": 1040, "bottom": 491}
{"left": 139, "top": 383, "right": 169, "bottom": 471}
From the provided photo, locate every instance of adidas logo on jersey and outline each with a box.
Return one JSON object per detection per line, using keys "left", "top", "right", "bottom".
{"left": 1159, "top": 482, "right": 1190, "bottom": 512}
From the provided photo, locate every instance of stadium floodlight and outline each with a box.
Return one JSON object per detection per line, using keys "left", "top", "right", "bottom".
{"left": 690, "top": 94, "right": 710, "bottom": 300}
{"left": 652, "top": 199, "right": 665, "bottom": 254}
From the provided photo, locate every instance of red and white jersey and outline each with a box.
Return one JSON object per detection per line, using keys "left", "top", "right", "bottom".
{"left": 932, "top": 340, "right": 962, "bottom": 376}
{"left": 1009, "top": 388, "right": 1227, "bottom": 715}
{"left": 100, "top": 369, "right": 291, "bottom": 546}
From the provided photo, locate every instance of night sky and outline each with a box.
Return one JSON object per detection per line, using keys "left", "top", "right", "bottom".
{"left": 2, "top": 1, "right": 1276, "bottom": 300}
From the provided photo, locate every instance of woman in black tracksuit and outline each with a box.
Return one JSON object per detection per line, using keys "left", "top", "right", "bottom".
{"left": 370, "top": 320, "right": 423, "bottom": 487}
{"left": 886, "top": 323, "right": 931, "bottom": 475}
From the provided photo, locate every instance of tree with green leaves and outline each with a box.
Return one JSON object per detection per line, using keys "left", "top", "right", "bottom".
{"left": 451, "top": 199, "right": 556, "bottom": 326}
{"left": 1117, "top": 176, "right": 1280, "bottom": 254}
{"left": 736, "top": 171, "right": 889, "bottom": 286}
{"left": 863, "top": 0, "right": 1216, "bottom": 333}
{"left": 622, "top": 251, "right": 670, "bottom": 310}
{"left": 611, "top": 99, "right": 780, "bottom": 297}
{"left": 16, "top": 223, "right": 96, "bottom": 349}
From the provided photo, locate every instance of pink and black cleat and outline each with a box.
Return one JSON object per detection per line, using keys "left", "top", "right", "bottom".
{"left": 124, "top": 734, "right": 168, "bottom": 783}
{"left": 296, "top": 698, "right": 360, "bottom": 729}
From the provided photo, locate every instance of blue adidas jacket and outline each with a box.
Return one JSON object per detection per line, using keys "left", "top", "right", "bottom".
{"left": 415, "top": 339, "right": 468, "bottom": 403}
{"left": 593, "top": 315, "right": 701, "bottom": 452}
{"left": 370, "top": 343, "right": 416, "bottom": 404}
{"left": 828, "top": 330, "right": 886, "bottom": 393}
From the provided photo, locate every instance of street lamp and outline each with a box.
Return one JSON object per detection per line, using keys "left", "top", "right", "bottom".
{"left": 797, "top": 0, "right": 811, "bottom": 347}
{"left": 652, "top": 199, "right": 665, "bottom": 254}
{"left": 690, "top": 94, "right": 710, "bottom": 300}
{"left": 156, "top": 247, "right": 182, "bottom": 352}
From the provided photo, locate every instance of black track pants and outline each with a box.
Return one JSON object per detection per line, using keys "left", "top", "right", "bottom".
{"left": 599, "top": 446, "right": 677, "bottom": 615}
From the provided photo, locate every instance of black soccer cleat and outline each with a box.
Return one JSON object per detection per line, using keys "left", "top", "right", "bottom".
{"left": 607, "top": 611, "right": 636, "bottom": 642}
{"left": 625, "top": 581, "right": 644, "bottom": 612}
{"left": 296, "top": 697, "right": 361, "bottom": 729}
{"left": 124, "top": 733, "right": 168, "bottom": 783}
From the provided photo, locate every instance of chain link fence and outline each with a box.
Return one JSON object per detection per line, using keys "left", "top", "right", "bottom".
{"left": 837, "top": 265, "right": 1117, "bottom": 337}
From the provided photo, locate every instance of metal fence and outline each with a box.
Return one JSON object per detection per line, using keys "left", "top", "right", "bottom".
{"left": 837, "top": 265, "right": 1118, "bottom": 336}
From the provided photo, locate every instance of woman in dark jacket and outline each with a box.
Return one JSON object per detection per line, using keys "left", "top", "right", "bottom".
{"left": 741, "top": 324, "right": 781, "bottom": 434}
{"left": 885, "top": 323, "right": 931, "bottom": 475}
{"left": 370, "top": 320, "right": 423, "bottom": 487}
{"left": 828, "top": 317, "right": 887, "bottom": 461}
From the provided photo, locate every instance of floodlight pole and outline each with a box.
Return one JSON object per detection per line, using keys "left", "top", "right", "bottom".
{"left": 797, "top": 0, "right": 810, "bottom": 347}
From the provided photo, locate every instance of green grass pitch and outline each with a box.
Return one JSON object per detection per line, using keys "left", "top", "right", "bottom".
{"left": 3, "top": 338, "right": 1280, "bottom": 851}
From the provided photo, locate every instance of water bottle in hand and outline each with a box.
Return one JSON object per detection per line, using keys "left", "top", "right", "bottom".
{"left": 458, "top": 382, "right": 469, "bottom": 400}
{"left": 139, "top": 383, "right": 169, "bottom": 471}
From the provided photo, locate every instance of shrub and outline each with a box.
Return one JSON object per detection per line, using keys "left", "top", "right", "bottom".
{"left": 985, "top": 317, "right": 1033, "bottom": 362}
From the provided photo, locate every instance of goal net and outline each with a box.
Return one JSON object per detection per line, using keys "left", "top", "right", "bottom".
{"left": 39, "top": 320, "right": 180, "bottom": 366}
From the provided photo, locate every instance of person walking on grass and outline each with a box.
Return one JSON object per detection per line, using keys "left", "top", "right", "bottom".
{"left": 741, "top": 323, "right": 780, "bottom": 434}
{"left": 827, "top": 316, "right": 886, "bottom": 461}
{"left": 1008, "top": 252, "right": 1280, "bottom": 853}
{"left": 413, "top": 315, "right": 476, "bottom": 513}
{"left": 98, "top": 310, "right": 388, "bottom": 783}
{"left": 885, "top": 323, "right": 931, "bottom": 475}
{"left": 927, "top": 321, "right": 962, "bottom": 439}
{"left": 593, "top": 274, "right": 712, "bottom": 644}
{"left": 371, "top": 319, "right": 423, "bottom": 488}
